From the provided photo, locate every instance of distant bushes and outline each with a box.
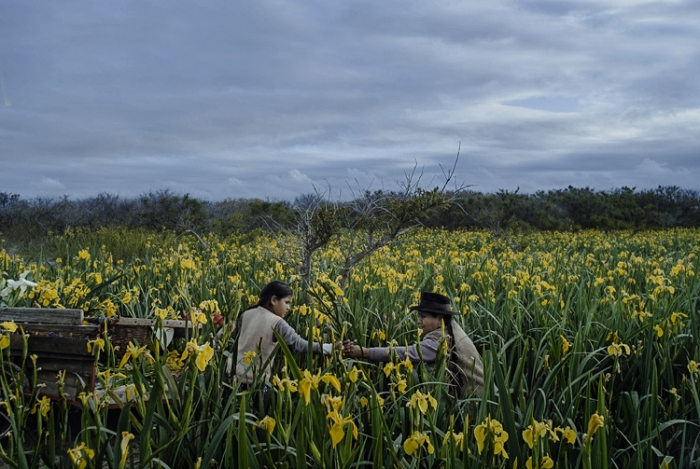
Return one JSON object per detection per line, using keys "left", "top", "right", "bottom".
{"left": 0, "top": 189, "right": 285, "bottom": 243}
{"left": 427, "top": 186, "right": 700, "bottom": 232}
{"left": 1, "top": 186, "right": 699, "bottom": 247}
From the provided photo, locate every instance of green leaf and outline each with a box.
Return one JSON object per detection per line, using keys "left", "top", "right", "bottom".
{"left": 237, "top": 394, "right": 249, "bottom": 468}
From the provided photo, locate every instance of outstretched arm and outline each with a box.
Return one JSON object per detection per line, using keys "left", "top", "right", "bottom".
{"left": 343, "top": 337, "right": 441, "bottom": 363}
{"left": 342, "top": 340, "right": 368, "bottom": 358}
{"left": 275, "top": 320, "right": 337, "bottom": 355}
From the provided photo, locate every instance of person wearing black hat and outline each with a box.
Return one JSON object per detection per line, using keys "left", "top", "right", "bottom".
{"left": 342, "top": 292, "right": 485, "bottom": 396}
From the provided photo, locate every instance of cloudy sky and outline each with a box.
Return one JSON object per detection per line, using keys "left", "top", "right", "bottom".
{"left": 1, "top": 0, "right": 699, "bottom": 201}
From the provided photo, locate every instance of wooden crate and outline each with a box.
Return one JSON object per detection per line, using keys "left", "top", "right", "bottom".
{"left": 0, "top": 307, "right": 99, "bottom": 401}
{"left": 107, "top": 317, "right": 196, "bottom": 360}
{"left": 0, "top": 308, "right": 197, "bottom": 402}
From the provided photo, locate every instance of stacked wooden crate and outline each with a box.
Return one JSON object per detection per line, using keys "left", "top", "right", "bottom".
{"left": 0, "top": 307, "right": 99, "bottom": 401}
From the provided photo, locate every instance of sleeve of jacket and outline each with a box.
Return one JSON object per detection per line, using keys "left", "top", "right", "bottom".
{"left": 367, "top": 337, "right": 440, "bottom": 363}
{"left": 274, "top": 320, "right": 331, "bottom": 355}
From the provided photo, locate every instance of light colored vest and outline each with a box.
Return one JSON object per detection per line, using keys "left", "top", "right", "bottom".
{"left": 425, "top": 322, "right": 485, "bottom": 396}
{"left": 235, "top": 306, "right": 283, "bottom": 384}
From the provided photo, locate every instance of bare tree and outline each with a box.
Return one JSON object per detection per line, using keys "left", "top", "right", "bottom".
{"left": 269, "top": 149, "right": 464, "bottom": 296}
{"left": 333, "top": 155, "right": 461, "bottom": 289}
{"left": 260, "top": 187, "right": 340, "bottom": 294}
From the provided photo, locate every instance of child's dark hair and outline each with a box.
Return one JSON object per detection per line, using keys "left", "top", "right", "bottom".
{"left": 236, "top": 281, "right": 294, "bottom": 329}
{"left": 257, "top": 280, "right": 293, "bottom": 308}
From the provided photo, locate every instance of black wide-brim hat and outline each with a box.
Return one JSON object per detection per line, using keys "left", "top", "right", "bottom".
{"left": 409, "top": 292, "right": 459, "bottom": 316}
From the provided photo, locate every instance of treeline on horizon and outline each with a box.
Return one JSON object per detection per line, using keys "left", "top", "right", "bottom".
{"left": 1, "top": 185, "right": 699, "bottom": 244}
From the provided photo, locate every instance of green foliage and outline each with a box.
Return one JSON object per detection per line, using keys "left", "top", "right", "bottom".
{"left": 433, "top": 186, "right": 700, "bottom": 232}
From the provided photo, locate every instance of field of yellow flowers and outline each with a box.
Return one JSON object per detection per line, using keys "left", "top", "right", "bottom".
{"left": 0, "top": 227, "right": 699, "bottom": 469}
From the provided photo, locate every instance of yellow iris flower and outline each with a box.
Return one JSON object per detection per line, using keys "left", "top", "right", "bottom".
{"left": 442, "top": 431, "right": 465, "bottom": 451}
{"left": 474, "top": 414, "right": 509, "bottom": 459}
{"left": 194, "top": 343, "right": 214, "bottom": 371}
{"left": 403, "top": 431, "right": 434, "bottom": 456}
{"left": 119, "top": 432, "right": 135, "bottom": 469}
{"left": 560, "top": 335, "right": 571, "bottom": 355}
{"left": 347, "top": 366, "right": 362, "bottom": 383}
{"left": 31, "top": 396, "right": 51, "bottom": 417}
{"left": 97, "top": 369, "right": 127, "bottom": 384}
{"left": 189, "top": 310, "right": 208, "bottom": 325}
{"left": 242, "top": 350, "right": 257, "bottom": 365}
{"left": 321, "top": 394, "right": 345, "bottom": 412}
{"left": 271, "top": 375, "right": 298, "bottom": 392}
{"left": 77, "top": 392, "right": 99, "bottom": 409}
{"left": 585, "top": 412, "right": 605, "bottom": 444}
{"left": 255, "top": 416, "right": 276, "bottom": 435}
{"left": 327, "top": 410, "right": 358, "bottom": 447}
{"left": 396, "top": 378, "right": 407, "bottom": 394}
{"left": 400, "top": 357, "right": 414, "bottom": 373}
{"left": 298, "top": 369, "right": 341, "bottom": 405}
{"left": 154, "top": 307, "right": 168, "bottom": 320}
{"left": 522, "top": 419, "right": 559, "bottom": 449}
{"left": 383, "top": 362, "right": 395, "bottom": 377}
{"left": 118, "top": 342, "right": 153, "bottom": 368}
{"left": 180, "top": 340, "right": 215, "bottom": 372}
{"left": 86, "top": 337, "right": 105, "bottom": 353}
{"left": 408, "top": 390, "right": 437, "bottom": 414}
{"left": 1, "top": 321, "right": 17, "bottom": 333}
{"left": 607, "top": 342, "right": 631, "bottom": 357}
{"left": 559, "top": 426, "right": 577, "bottom": 444}
{"left": 526, "top": 455, "right": 554, "bottom": 469}
{"left": 68, "top": 442, "right": 95, "bottom": 469}
{"left": 522, "top": 420, "right": 548, "bottom": 449}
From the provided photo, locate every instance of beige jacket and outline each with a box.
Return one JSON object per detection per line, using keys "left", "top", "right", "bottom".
{"left": 235, "top": 306, "right": 284, "bottom": 384}
{"left": 233, "top": 306, "right": 329, "bottom": 384}
{"left": 424, "top": 322, "right": 485, "bottom": 396}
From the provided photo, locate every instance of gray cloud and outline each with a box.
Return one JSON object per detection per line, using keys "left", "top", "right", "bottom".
{"left": 1, "top": 0, "right": 699, "bottom": 201}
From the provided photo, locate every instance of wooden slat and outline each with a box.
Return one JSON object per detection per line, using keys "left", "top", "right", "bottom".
{"left": 35, "top": 357, "right": 96, "bottom": 376}
{"left": 10, "top": 335, "right": 94, "bottom": 356}
{"left": 113, "top": 317, "right": 197, "bottom": 339}
{"left": 13, "top": 324, "right": 99, "bottom": 334}
{"left": 0, "top": 308, "right": 84, "bottom": 325}
{"left": 115, "top": 317, "right": 193, "bottom": 329}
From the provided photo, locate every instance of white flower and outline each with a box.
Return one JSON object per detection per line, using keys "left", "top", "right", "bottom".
{"left": 1, "top": 271, "right": 38, "bottom": 300}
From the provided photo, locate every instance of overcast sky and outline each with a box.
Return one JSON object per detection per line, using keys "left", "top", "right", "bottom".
{"left": 1, "top": 0, "right": 699, "bottom": 201}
